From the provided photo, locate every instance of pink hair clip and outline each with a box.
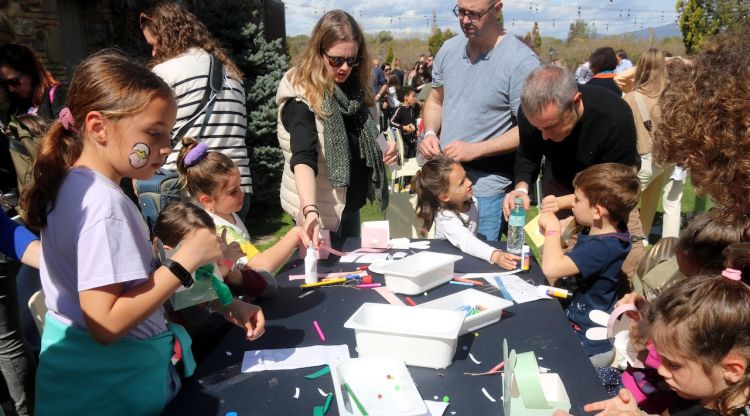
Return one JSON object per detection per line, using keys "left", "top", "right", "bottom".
{"left": 183, "top": 142, "right": 208, "bottom": 167}
{"left": 59, "top": 107, "right": 76, "bottom": 132}
{"left": 722, "top": 268, "right": 742, "bottom": 281}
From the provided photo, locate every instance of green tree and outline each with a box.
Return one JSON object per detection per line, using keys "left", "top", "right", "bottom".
{"left": 242, "top": 13, "right": 288, "bottom": 212}
{"left": 428, "top": 28, "right": 445, "bottom": 56}
{"left": 443, "top": 29, "right": 457, "bottom": 40}
{"left": 677, "top": 0, "right": 750, "bottom": 52}
{"left": 532, "top": 21, "right": 542, "bottom": 50}
{"left": 376, "top": 30, "right": 394, "bottom": 43}
{"left": 385, "top": 46, "right": 394, "bottom": 65}
{"left": 567, "top": 19, "right": 591, "bottom": 44}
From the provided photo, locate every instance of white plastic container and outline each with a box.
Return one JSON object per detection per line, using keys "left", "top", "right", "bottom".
{"left": 379, "top": 251, "right": 463, "bottom": 295}
{"left": 417, "top": 288, "right": 513, "bottom": 335}
{"left": 343, "top": 303, "right": 464, "bottom": 369}
{"left": 334, "top": 355, "right": 427, "bottom": 416}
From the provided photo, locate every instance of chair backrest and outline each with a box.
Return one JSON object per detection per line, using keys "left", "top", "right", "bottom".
{"left": 28, "top": 290, "right": 46, "bottom": 335}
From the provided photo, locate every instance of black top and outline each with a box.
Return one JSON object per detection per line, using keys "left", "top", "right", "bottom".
{"left": 6, "top": 84, "right": 67, "bottom": 123}
{"left": 390, "top": 105, "right": 418, "bottom": 143}
{"left": 514, "top": 84, "right": 638, "bottom": 188}
{"left": 281, "top": 99, "right": 369, "bottom": 212}
{"left": 586, "top": 77, "right": 622, "bottom": 97}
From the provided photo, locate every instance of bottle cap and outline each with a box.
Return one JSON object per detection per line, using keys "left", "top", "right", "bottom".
{"left": 514, "top": 197, "right": 523, "bottom": 204}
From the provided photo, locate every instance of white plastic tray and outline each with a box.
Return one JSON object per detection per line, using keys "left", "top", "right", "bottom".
{"left": 344, "top": 303, "right": 464, "bottom": 369}
{"left": 334, "top": 355, "right": 427, "bottom": 416}
{"left": 417, "top": 288, "right": 513, "bottom": 335}
{"left": 379, "top": 251, "right": 462, "bottom": 295}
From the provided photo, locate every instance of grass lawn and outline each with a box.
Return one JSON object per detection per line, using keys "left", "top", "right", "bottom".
{"left": 247, "top": 176, "right": 710, "bottom": 253}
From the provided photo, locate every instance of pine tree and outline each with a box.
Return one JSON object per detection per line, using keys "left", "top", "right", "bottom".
{"left": 385, "top": 46, "right": 394, "bottom": 65}
{"left": 532, "top": 21, "right": 542, "bottom": 51}
{"left": 567, "top": 19, "right": 591, "bottom": 44}
{"left": 242, "top": 12, "right": 288, "bottom": 212}
{"left": 428, "top": 28, "right": 445, "bottom": 56}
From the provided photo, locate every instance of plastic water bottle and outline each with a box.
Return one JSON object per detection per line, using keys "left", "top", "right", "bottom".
{"left": 507, "top": 197, "right": 526, "bottom": 255}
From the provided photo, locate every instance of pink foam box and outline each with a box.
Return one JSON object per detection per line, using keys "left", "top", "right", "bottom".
{"left": 361, "top": 221, "right": 390, "bottom": 249}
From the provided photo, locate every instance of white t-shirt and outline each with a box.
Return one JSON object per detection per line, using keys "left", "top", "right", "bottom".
{"left": 153, "top": 48, "right": 253, "bottom": 194}
{"left": 434, "top": 199, "right": 497, "bottom": 263}
{"left": 41, "top": 168, "right": 166, "bottom": 339}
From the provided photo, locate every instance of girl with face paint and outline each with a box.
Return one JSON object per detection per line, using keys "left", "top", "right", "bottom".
{"left": 20, "top": 52, "right": 224, "bottom": 415}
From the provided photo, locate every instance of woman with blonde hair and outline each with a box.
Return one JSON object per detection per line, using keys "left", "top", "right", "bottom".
{"left": 276, "top": 10, "right": 396, "bottom": 249}
{"left": 623, "top": 48, "right": 683, "bottom": 238}
{"left": 140, "top": 1, "right": 253, "bottom": 219}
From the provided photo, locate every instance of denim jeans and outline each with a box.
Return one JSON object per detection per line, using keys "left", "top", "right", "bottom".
{"left": 0, "top": 259, "right": 35, "bottom": 415}
{"left": 475, "top": 192, "right": 506, "bottom": 242}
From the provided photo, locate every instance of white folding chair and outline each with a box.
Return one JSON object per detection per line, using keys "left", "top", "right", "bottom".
{"left": 28, "top": 290, "right": 46, "bottom": 335}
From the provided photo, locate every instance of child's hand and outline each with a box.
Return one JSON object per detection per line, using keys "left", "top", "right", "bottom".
{"left": 540, "top": 195, "right": 561, "bottom": 214}
{"left": 492, "top": 250, "right": 520, "bottom": 270}
{"left": 176, "top": 227, "right": 222, "bottom": 270}
{"left": 222, "top": 300, "right": 266, "bottom": 341}
{"left": 219, "top": 228, "right": 245, "bottom": 264}
{"left": 583, "top": 388, "right": 641, "bottom": 415}
{"left": 538, "top": 212, "right": 561, "bottom": 235}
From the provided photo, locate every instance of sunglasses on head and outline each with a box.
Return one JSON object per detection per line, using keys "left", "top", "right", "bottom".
{"left": 139, "top": 12, "right": 152, "bottom": 27}
{"left": 322, "top": 53, "right": 361, "bottom": 68}
{"left": 1, "top": 77, "right": 21, "bottom": 87}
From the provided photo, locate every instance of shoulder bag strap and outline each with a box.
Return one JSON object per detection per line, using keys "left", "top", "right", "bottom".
{"left": 173, "top": 55, "right": 225, "bottom": 142}
{"left": 633, "top": 91, "right": 653, "bottom": 133}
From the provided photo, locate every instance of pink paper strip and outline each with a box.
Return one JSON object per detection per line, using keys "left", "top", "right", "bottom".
{"left": 373, "top": 286, "right": 405, "bottom": 306}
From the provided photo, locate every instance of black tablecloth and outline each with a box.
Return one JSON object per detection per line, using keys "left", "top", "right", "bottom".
{"left": 164, "top": 239, "right": 607, "bottom": 415}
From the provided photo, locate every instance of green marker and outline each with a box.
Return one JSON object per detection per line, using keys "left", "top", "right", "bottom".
{"left": 343, "top": 383, "right": 368, "bottom": 416}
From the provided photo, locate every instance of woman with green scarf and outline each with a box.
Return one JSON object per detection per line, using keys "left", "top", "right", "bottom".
{"left": 276, "top": 10, "right": 397, "bottom": 249}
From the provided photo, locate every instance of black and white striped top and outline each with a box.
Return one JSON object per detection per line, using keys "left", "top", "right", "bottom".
{"left": 153, "top": 48, "right": 253, "bottom": 193}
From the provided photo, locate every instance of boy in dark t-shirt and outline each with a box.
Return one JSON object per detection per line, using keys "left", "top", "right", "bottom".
{"left": 538, "top": 163, "right": 640, "bottom": 366}
{"left": 390, "top": 86, "right": 419, "bottom": 159}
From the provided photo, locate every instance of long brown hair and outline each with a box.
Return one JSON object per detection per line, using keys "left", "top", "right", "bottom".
{"left": 633, "top": 48, "right": 668, "bottom": 97}
{"left": 20, "top": 51, "right": 174, "bottom": 230}
{"left": 291, "top": 10, "right": 373, "bottom": 117}
{"left": 650, "top": 274, "right": 750, "bottom": 415}
{"left": 412, "top": 155, "right": 464, "bottom": 237}
{"left": 176, "top": 136, "right": 236, "bottom": 199}
{"left": 0, "top": 43, "right": 59, "bottom": 108}
{"left": 141, "top": 1, "right": 242, "bottom": 79}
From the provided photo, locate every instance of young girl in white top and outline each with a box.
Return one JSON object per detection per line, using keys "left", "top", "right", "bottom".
{"left": 413, "top": 156, "right": 519, "bottom": 270}
{"left": 20, "top": 52, "right": 222, "bottom": 415}
{"left": 583, "top": 271, "right": 750, "bottom": 416}
{"left": 176, "top": 137, "right": 302, "bottom": 298}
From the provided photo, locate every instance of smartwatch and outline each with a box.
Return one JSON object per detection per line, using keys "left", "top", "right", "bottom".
{"left": 163, "top": 258, "right": 194, "bottom": 288}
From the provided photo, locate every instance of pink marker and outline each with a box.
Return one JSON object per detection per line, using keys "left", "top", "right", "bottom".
{"left": 313, "top": 320, "right": 326, "bottom": 342}
{"left": 356, "top": 283, "right": 381, "bottom": 289}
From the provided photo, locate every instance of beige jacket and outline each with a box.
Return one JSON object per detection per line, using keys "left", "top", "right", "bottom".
{"left": 623, "top": 90, "right": 660, "bottom": 155}
{"left": 276, "top": 69, "right": 346, "bottom": 232}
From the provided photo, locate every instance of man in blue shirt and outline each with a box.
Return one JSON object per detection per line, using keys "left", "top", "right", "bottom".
{"left": 419, "top": 0, "right": 539, "bottom": 241}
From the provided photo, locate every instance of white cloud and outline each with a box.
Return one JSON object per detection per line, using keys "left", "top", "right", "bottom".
{"left": 283, "top": 0, "right": 679, "bottom": 39}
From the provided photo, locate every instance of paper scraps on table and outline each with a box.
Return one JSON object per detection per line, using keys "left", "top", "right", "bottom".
{"left": 455, "top": 271, "right": 520, "bottom": 280}
{"left": 293, "top": 387, "right": 300, "bottom": 399}
{"left": 481, "top": 387, "right": 497, "bottom": 402}
{"left": 313, "top": 393, "right": 334, "bottom": 416}
{"left": 304, "top": 365, "right": 331, "bottom": 379}
{"left": 289, "top": 271, "right": 366, "bottom": 281}
{"left": 373, "top": 286, "right": 406, "bottom": 306}
{"left": 468, "top": 353, "right": 481, "bottom": 365}
{"left": 424, "top": 399, "right": 450, "bottom": 416}
{"left": 241, "top": 344, "right": 350, "bottom": 373}
{"left": 485, "top": 275, "right": 551, "bottom": 304}
{"left": 317, "top": 388, "right": 329, "bottom": 397}
{"left": 298, "top": 290, "right": 314, "bottom": 299}
{"left": 339, "top": 251, "right": 392, "bottom": 263}
{"left": 464, "top": 360, "right": 504, "bottom": 376}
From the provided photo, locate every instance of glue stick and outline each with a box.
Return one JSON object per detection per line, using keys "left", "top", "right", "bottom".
{"left": 304, "top": 247, "right": 318, "bottom": 284}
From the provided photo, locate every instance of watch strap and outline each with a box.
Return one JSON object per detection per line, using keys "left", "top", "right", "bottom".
{"left": 164, "top": 258, "right": 194, "bottom": 288}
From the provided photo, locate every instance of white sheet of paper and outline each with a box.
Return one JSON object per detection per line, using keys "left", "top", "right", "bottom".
{"left": 339, "top": 252, "right": 392, "bottom": 263}
{"left": 455, "top": 270, "right": 521, "bottom": 280}
{"left": 485, "top": 275, "right": 551, "bottom": 304}
{"left": 241, "top": 344, "right": 351, "bottom": 373}
{"left": 424, "top": 400, "right": 449, "bottom": 416}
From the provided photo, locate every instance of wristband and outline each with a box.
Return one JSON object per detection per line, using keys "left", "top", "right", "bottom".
{"left": 235, "top": 256, "right": 249, "bottom": 270}
{"left": 424, "top": 130, "right": 437, "bottom": 138}
{"left": 514, "top": 188, "right": 529, "bottom": 194}
{"left": 163, "top": 258, "right": 194, "bottom": 288}
{"left": 544, "top": 230, "right": 560, "bottom": 237}
{"left": 221, "top": 258, "right": 235, "bottom": 271}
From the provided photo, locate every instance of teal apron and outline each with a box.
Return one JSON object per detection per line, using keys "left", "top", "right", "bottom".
{"left": 36, "top": 313, "right": 195, "bottom": 416}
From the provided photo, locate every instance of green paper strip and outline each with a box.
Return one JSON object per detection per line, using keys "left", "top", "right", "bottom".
{"left": 323, "top": 393, "right": 334, "bottom": 413}
{"left": 304, "top": 365, "right": 331, "bottom": 379}
{"left": 343, "top": 383, "right": 368, "bottom": 416}
{"left": 313, "top": 405, "right": 325, "bottom": 416}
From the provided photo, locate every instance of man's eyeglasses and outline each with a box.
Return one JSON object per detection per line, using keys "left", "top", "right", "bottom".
{"left": 1, "top": 77, "right": 21, "bottom": 87}
{"left": 323, "top": 53, "right": 361, "bottom": 68}
{"left": 139, "top": 12, "right": 152, "bottom": 28}
{"left": 452, "top": 1, "right": 498, "bottom": 23}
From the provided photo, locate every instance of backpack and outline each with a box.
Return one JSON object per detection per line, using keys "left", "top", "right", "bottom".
{"left": 5, "top": 116, "right": 40, "bottom": 193}
{"left": 135, "top": 55, "right": 225, "bottom": 234}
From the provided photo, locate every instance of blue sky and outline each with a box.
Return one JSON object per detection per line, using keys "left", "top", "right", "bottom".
{"left": 283, "top": 0, "right": 680, "bottom": 39}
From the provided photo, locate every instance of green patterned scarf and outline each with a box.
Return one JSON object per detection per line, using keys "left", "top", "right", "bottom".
{"left": 321, "top": 84, "right": 388, "bottom": 211}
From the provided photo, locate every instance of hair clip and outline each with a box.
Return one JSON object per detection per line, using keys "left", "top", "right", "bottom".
{"left": 184, "top": 142, "right": 208, "bottom": 167}
{"left": 59, "top": 107, "right": 76, "bottom": 132}
{"left": 722, "top": 268, "right": 742, "bottom": 281}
